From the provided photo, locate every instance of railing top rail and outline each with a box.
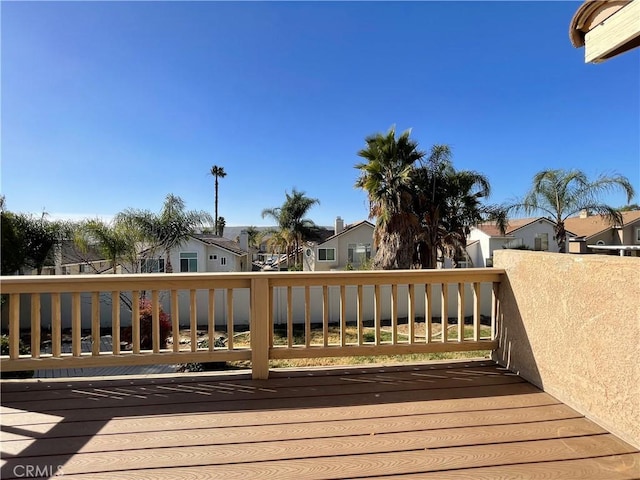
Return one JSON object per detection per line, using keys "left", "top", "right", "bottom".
{"left": 1, "top": 269, "right": 504, "bottom": 294}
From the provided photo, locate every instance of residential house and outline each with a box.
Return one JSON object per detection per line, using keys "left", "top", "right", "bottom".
{"left": 39, "top": 240, "right": 114, "bottom": 275}
{"left": 566, "top": 210, "right": 640, "bottom": 256}
{"left": 303, "top": 217, "right": 375, "bottom": 271}
{"left": 467, "top": 217, "right": 561, "bottom": 267}
{"left": 141, "top": 233, "right": 251, "bottom": 273}
{"left": 569, "top": 0, "right": 640, "bottom": 63}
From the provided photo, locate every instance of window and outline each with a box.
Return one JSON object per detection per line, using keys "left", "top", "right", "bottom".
{"left": 209, "top": 254, "right": 217, "bottom": 260}
{"left": 348, "top": 243, "right": 371, "bottom": 263}
{"left": 180, "top": 252, "right": 197, "bottom": 272}
{"left": 79, "top": 264, "right": 90, "bottom": 273}
{"left": 220, "top": 257, "right": 227, "bottom": 266}
{"left": 534, "top": 233, "right": 549, "bottom": 251}
{"left": 636, "top": 227, "right": 640, "bottom": 243}
{"left": 317, "top": 248, "right": 335, "bottom": 261}
{"left": 141, "top": 258, "right": 165, "bottom": 273}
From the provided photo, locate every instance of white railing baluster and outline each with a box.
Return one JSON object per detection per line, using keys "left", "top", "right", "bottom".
{"left": 226, "top": 289, "right": 234, "bottom": 350}
{"left": 425, "top": 283, "right": 432, "bottom": 344}
{"left": 111, "top": 291, "right": 120, "bottom": 355}
{"left": 190, "top": 289, "right": 197, "bottom": 353}
{"left": 92, "top": 292, "right": 100, "bottom": 356}
{"left": 31, "top": 294, "right": 41, "bottom": 359}
{"left": 457, "top": 283, "right": 464, "bottom": 343}
{"left": 131, "top": 291, "right": 140, "bottom": 354}
{"left": 72, "top": 292, "right": 82, "bottom": 357}
{"left": 52, "top": 293, "right": 61, "bottom": 357}
{"left": 9, "top": 293, "right": 20, "bottom": 359}
{"left": 208, "top": 289, "right": 215, "bottom": 351}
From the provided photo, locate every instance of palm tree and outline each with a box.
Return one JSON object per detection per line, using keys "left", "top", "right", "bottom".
{"left": 119, "top": 194, "right": 213, "bottom": 273}
{"left": 355, "top": 127, "right": 424, "bottom": 269}
{"left": 507, "top": 169, "right": 635, "bottom": 253}
{"left": 262, "top": 189, "right": 319, "bottom": 268}
{"left": 439, "top": 170, "right": 496, "bottom": 268}
{"left": 216, "top": 216, "right": 226, "bottom": 237}
{"left": 210, "top": 165, "right": 227, "bottom": 235}
{"left": 74, "top": 219, "right": 140, "bottom": 274}
{"left": 411, "top": 145, "right": 453, "bottom": 269}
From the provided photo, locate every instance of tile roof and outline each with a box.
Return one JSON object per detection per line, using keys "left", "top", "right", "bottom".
{"left": 318, "top": 220, "right": 374, "bottom": 244}
{"left": 60, "top": 240, "right": 106, "bottom": 265}
{"left": 190, "top": 234, "right": 247, "bottom": 256}
{"left": 563, "top": 211, "right": 640, "bottom": 239}
{"left": 473, "top": 217, "right": 547, "bottom": 237}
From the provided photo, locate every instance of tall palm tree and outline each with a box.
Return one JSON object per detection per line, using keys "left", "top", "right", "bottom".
{"left": 355, "top": 127, "right": 424, "bottom": 269}
{"left": 507, "top": 169, "right": 635, "bottom": 253}
{"left": 262, "top": 189, "right": 319, "bottom": 268}
{"left": 119, "top": 194, "right": 213, "bottom": 273}
{"left": 209, "top": 165, "right": 227, "bottom": 235}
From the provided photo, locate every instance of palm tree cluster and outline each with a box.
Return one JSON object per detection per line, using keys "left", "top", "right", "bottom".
{"left": 262, "top": 189, "right": 320, "bottom": 269}
{"left": 356, "top": 127, "right": 504, "bottom": 270}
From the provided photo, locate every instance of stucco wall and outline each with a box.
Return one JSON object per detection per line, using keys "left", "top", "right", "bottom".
{"left": 493, "top": 250, "right": 640, "bottom": 448}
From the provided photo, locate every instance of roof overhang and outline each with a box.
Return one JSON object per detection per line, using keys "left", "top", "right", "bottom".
{"left": 570, "top": 1, "right": 640, "bottom": 63}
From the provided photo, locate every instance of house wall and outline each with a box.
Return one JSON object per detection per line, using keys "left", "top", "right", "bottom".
{"left": 493, "top": 250, "right": 640, "bottom": 449}
{"left": 306, "top": 225, "right": 375, "bottom": 272}
{"left": 163, "top": 239, "right": 247, "bottom": 273}
{"left": 621, "top": 220, "right": 640, "bottom": 245}
{"left": 510, "top": 221, "right": 560, "bottom": 253}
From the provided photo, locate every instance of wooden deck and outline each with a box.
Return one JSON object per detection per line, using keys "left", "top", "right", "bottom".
{"left": 1, "top": 360, "right": 638, "bottom": 479}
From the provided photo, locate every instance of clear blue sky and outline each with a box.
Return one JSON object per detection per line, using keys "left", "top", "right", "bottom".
{"left": 2, "top": 1, "right": 639, "bottom": 229}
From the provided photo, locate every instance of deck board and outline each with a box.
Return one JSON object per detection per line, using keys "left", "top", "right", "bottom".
{"left": 1, "top": 360, "right": 638, "bottom": 479}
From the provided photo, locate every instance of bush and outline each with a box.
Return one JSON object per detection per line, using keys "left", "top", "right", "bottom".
{"left": 122, "top": 298, "right": 172, "bottom": 350}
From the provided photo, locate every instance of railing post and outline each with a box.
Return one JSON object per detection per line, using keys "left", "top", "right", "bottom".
{"left": 251, "top": 277, "right": 270, "bottom": 380}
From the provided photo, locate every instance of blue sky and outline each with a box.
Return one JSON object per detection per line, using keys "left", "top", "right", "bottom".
{"left": 2, "top": 1, "right": 639, "bottom": 229}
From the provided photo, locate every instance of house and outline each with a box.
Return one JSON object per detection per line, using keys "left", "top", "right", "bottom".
{"left": 141, "top": 232, "right": 251, "bottom": 273}
{"left": 467, "top": 217, "right": 561, "bottom": 267}
{"left": 566, "top": 210, "right": 640, "bottom": 256}
{"left": 303, "top": 217, "right": 375, "bottom": 271}
{"left": 569, "top": 0, "right": 640, "bottom": 63}
{"left": 39, "top": 240, "right": 114, "bottom": 275}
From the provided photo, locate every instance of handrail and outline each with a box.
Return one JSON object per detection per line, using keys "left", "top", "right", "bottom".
{"left": 1, "top": 269, "right": 504, "bottom": 379}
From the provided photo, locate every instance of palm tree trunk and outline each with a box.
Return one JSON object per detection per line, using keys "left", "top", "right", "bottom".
{"left": 214, "top": 177, "right": 219, "bottom": 236}
{"left": 165, "top": 248, "right": 173, "bottom": 273}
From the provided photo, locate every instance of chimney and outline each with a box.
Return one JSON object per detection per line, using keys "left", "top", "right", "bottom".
{"left": 579, "top": 209, "right": 590, "bottom": 219}
{"left": 239, "top": 230, "right": 249, "bottom": 251}
{"left": 335, "top": 216, "right": 344, "bottom": 234}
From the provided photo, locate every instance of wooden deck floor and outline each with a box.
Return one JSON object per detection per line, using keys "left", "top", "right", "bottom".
{"left": 1, "top": 360, "right": 638, "bottom": 479}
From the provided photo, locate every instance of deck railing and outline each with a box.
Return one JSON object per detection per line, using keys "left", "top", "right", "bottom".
{"left": 0, "top": 269, "right": 503, "bottom": 379}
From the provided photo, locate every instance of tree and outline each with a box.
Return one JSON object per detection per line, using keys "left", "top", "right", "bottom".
{"left": 355, "top": 126, "right": 424, "bottom": 269}
{"left": 209, "top": 165, "right": 227, "bottom": 236}
{"left": 74, "top": 218, "right": 141, "bottom": 274}
{"left": 215, "top": 216, "right": 226, "bottom": 237}
{"left": 1, "top": 210, "right": 25, "bottom": 275}
{"left": 262, "top": 189, "right": 319, "bottom": 268}
{"left": 4, "top": 213, "right": 70, "bottom": 275}
{"left": 119, "top": 194, "right": 213, "bottom": 273}
{"left": 506, "top": 169, "right": 635, "bottom": 253}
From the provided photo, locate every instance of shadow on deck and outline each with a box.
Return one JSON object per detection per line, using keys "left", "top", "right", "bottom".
{"left": 1, "top": 360, "right": 639, "bottom": 479}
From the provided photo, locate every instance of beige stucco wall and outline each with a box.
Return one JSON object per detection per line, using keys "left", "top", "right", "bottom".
{"left": 493, "top": 250, "right": 640, "bottom": 448}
